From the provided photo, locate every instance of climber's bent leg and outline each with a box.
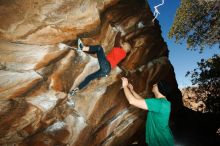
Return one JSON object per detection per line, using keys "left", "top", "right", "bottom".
{"left": 88, "top": 45, "right": 111, "bottom": 75}
{"left": 78, "top": 69, "right": 105, "bottom": 90}
{"left": 70, "top": 68, "right": 108, "bottom": 96}
{"left": 88, "top": 45, "right": 103, "bottom": 53}
{"left": 70, "top": 45, "right": 111, "bottom": 93}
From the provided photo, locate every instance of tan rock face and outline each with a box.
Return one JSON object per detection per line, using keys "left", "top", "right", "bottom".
{"left": 0, "top": 0, "right": 180, "bottom": 145}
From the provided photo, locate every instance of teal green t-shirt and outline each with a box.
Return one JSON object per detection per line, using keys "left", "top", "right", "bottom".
{"left": 145, "top": 98, "right": 174, "bottom": 146}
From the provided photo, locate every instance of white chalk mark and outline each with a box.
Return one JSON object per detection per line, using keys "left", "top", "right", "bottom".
{"left": 58, "top": 43, "right": 75, "bottom": 50}
{"left": 152, "top": 0, "right": 165, "bottom": 23}
{"left": 137, "top": 21, "right": 145, "bottom": 29}
{"left": 66, "top": 98, "right": 75, "bottom": 107}
{"left": 46, "top": 121, "right": 66, "bottom": 132}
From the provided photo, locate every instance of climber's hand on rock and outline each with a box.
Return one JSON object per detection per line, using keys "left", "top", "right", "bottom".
{"left": 121, "top": 77, "right": 129, "bottom": 88}
{"left": 120, "top": 41, "right": 131, "bottom": 53}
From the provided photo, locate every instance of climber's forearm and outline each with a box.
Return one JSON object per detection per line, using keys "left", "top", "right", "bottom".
{"left": 130, "top": 89, "right": 143, "bottom": 99}
{"left": 123, "top": 86, "right": 148, "bottom": 110}
{"left": 123, "top": 86, "right": 136, "bottom": 104}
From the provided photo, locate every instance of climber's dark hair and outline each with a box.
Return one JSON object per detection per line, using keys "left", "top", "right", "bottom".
{"left": 157, "top": 80, "right": 172, "bottom": 97}
{"left": 114, "top": 32, "right": 122, "bottom": 47}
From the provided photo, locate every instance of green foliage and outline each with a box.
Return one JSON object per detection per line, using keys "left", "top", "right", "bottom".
{"left": 169, "top": 0, "right": 220, "bottom": 52}
{"left": 186, "top": 55, "right": 220, "bottom": 113}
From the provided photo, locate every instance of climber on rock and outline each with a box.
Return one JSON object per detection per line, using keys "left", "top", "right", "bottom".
{"left": 121, "top": 77, "right": 174, "bottom": 146}
{"left": 69, "top": 32, "right": 131, "bottom": 96}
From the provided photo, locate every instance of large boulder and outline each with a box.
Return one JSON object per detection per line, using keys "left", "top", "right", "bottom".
{"left": 0, "top": 0, "right": 181, "bottom": 145}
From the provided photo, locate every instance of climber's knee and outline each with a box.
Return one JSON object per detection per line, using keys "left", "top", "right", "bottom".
{"left": 89, "top": 45, "right": 103, "bottom": 52}
{"left": 96, "top": 45, "right": 102, "bottom": 51}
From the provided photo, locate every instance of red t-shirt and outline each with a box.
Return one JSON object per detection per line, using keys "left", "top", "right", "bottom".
{"left": 106, "top": 47, "right": 126, "bottom": 69}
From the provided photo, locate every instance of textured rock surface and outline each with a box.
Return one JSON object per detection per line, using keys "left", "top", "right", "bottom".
{"left": 0, "top": 0, "right": 180, "bottom": 145}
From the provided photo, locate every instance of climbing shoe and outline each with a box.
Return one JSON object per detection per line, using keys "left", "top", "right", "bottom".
{"left": 69, "top": 88, "right": 79, "bottom": 96}
{"left": 77, "top": 38, "right": 84, "bottom": 50}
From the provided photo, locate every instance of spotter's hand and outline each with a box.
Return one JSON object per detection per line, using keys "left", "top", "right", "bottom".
{"left": 121, "top": 77, "right": 129, "bottom": 88}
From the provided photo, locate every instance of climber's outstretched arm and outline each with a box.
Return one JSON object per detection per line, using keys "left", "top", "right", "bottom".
{"left": 121, "top": 77, "right": 148, "bottom": 110}
{"left": 128, "top": 84, "right": 143, "bottom": 99}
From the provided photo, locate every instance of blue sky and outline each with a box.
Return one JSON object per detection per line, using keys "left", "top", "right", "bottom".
{"left": 147, "top": 0, "right": 220, "bottom": 88}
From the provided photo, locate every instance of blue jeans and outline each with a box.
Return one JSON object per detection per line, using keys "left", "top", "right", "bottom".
{"left": 78, "top": 45, "right": 111, "bottom": 90}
